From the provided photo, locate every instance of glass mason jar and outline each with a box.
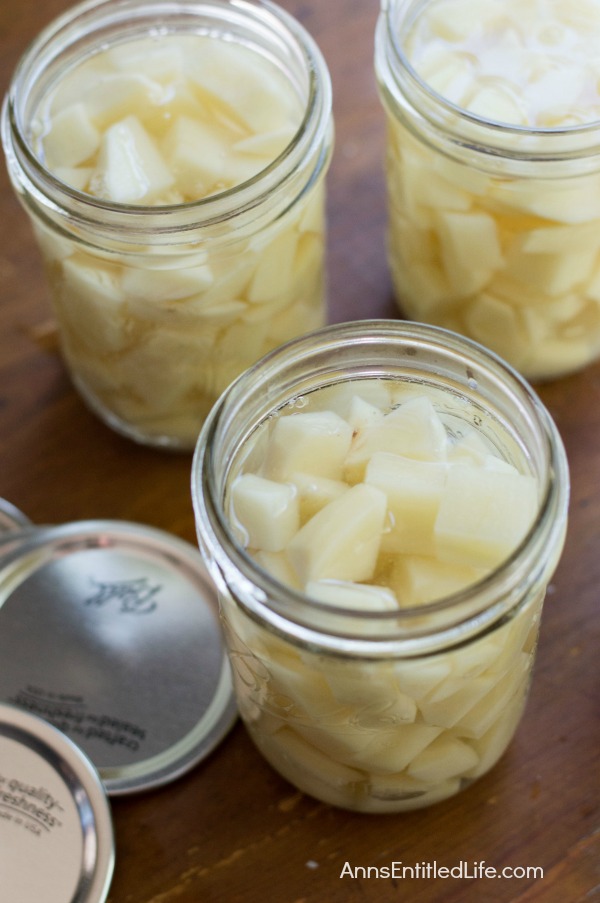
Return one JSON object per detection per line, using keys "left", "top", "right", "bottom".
{"left": 375, "top": 0, "right": 600, "bottom": 382}
{"left": 192, "top": 320, "right": 569, "bottom": 813}
{"left": 2, "top": 0, "right": 333, "bottom": 450}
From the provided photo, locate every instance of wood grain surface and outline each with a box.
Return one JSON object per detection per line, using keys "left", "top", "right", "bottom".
{"left": 0, "top": 1, "right": 598, "bottom": 901}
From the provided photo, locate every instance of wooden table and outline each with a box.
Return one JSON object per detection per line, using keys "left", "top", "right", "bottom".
{"left": 1, "top": 1, "right": 598, "bottom": 901}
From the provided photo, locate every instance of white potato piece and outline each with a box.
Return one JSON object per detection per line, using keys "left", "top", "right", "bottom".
{"left": 348, "top": 723, "right": 442, "bottom": 774}
{"left": 43, "top": 102, "right": 100, "bottom": 168}
{"left": 321, "top": 663, "right": 415, "bottom": 723}
{"left": 425, "top": 0, "right": 503, "bottom": 42}
{"left": 465, "top": 703, "right": 525, "bottom": 778}
{"left": 269, "top": 726, "right": 364, "bottom": 786}
{"left": 107, "top": 39, "right": 184, "bottom": 83}
{"left": 231, "top": 473, "right": 299, "bottom": 552}
{"left": 393, "top": 658, "right": 452, "bottom": 701}
{"left": 407, "top": 734, "right": 479, "bottom": 783}
{"left": 345, "top": 396, "right": 448, "bottom": 483}
{"left": 435, "top": 210, "right": 504, "bottom": 296}
{"left": 455, "top": 653, "right": 530, "bottom": 738}
{"left": 305, "top": 579, "right": 399, "bottom": 611}
{"left": 234, "top": 126, "right": 296, "bottom": 157}
{"left": 263, "top": 664, "right": 349, "bottom": 724}
{"left": 418, "top": 674, "right": 498, "bottom": 728}
{"left": 392, "top": 554, "right": 483, "bottom": 607}
{"left": 435, "top": 464, "right": 538, "bottom": 569}
{"left": 184, "top": 39, "right": 298, "bottom": 134}
{"left": 463, "top": 293, "right": 530, "bottom": 366}
{"left": 91, "top": 115, "right": 174, "bottom": 203}
{"left": 504, "top": 242, "right": 598, "bottom": 298}
{"left": 287, "top": 483, "right": 387, "bottom": 584}
{"left": 466, "top": 84, "right": 528, "bottom": 126}
{"left": 59, "top": 256, "right": 128, "bottom": 354}
{"left": 83, "top": 73, "right": 167, "bottom": 126}
{"left": 288, "top": 472, "right": 348, "bottom": 523}
{"left": 366, "top": 774, "right": 460, "bottom": 812}
{"left": 365, "top": 452, "right": 449, "bottom": 556}
{"left": 254, "top": 550, "right": 302, "bottom": 589}
{"left": 264, "top": 411, "right": 353, "bottom": 482}
{"left": 247, "top": 229, "right": 299, "bottom": 304}
{"left": 347, "top": 396, "right": 385, "bottom": 433}
{"left": 162, "top": 115, "right": 230, "bottom": 196}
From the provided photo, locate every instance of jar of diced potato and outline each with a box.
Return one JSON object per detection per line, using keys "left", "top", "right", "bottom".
{"left": 375, "top": 0, "right": 600, "bottom": 381}
{"left": 192, "top": 320, "right": 569, "bottom": 813}
{"left": 1, "top": 0, "right": 332, "bottom": 449}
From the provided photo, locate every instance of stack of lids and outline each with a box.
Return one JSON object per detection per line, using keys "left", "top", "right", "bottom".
{"left": 0, "top": 499, "right": 237, "bottom": 902}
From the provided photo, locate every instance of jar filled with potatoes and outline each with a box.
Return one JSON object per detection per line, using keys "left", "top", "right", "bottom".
{"left": 376, "top": 0, "right": 600, "bottom": 381}
{"left": 2, "top": 0, "right": 333, "bottom": 449}
{"left": 192, "top": 321, "right": 569, "bottom": 812}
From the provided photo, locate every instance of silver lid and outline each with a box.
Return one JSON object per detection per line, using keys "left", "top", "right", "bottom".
{"left": 0, "top": 520, "right": 237, "bottom": 794}
{"left": 0, "top": 701, "right": 114, "bottom": 903}
{"left": 0, "top": 498, "right": 32, "bottom": 533}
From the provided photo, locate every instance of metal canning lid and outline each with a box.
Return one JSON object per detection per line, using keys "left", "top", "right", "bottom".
{"left": 0, "top": 498, "right": 32, "bottom": 533}
{"left": 0, "top": 701, "right": 114, "bottom": 903}
{"left": 0, "top": 520, "right": 237, "bottom": 794}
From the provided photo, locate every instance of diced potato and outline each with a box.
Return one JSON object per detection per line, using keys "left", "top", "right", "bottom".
{"left": 82, "top": 73, "right": 167, "bottom": 127}
{"left": 425, "top": 0, "right": 503, "bottom": 42}
{"left": 185, "top": 39, "right": 299, "bottom": 133}
{"left": 393, "top": 658, "right": 452, "bottom": 701}
{"left": 348, "top": 723, "right": 442, "bottom": 774}
{"left": 162, "top": 115, "right": 231, "bottom": 197}
{"left": 287, "top": 484, "right": 387, "bottom": 583}
{"left": 366, "top": 774, "right": 460, "bottom": 812}
{"left": 392, "top": 554, "right": 483, "bottom": 606}
{"left": 308, "top": 381, "right": 392, "bottom": 419}
{"left": 463, "top": 293, "right": 530, "bottom": 366}
{"left": 254, "top": 550, "right": 302, "bottom": 589}
{"left": 418, "top": 674, "right": 498, "bottom": 728}
{"left": 247, "top": 229, "right": 299, "bottom": 304}
{"left": 90, "top": 115, "right": 174, "bottom": 203}
{"left": 365, "top": 453, "right": 449, "bottom": 556}
{"left": 264, "top": 664, "right": 348, "bottom": 723}
{"left": 465, "top": 703, "right": 525, "bottom": 778}
{"left": 43, "top": 102, "right": 100, "bottom": 168}
{"left": 321, "top": 663, "right": 415, "bottom": 724}
{"left": 121, "top": 262, "right": 213, "bottom": 303}
{"left": 288, "top": 472, "right": 348, "bottom": 522}
{"left": 234, "top": 126, "right": 296, "bottom": 157}
{"left": 347, "top": 396, "right": 385, "bottom": 433}
{"left": 264, "top": 411, "right": 353, "bottom": 482}
{"left": 448, "top": 428, "right": 496, "bottom": 466}
{"left": 435, "top": 210, "right": 504, "bottom": 296}
{"left": 231, "top": 473, "right": 299, "bottom": 552}
{"left": 407, "top": 734, "right": 479, "bottom": 783}
{"left": 434, "top": 464, "right": 538, "bottom": 569}
{"left": 455, "top": 653, "right": 530, "bottom": 738}
{"left": 504, "top": 242, "right": 598, "bottom": 298}
{"left": 466, "top": 84, "right": 528, "bottom": 126}
{"left": 107, "top": 39, "right": 184, "bottom": 84}
{"left": 53, "top": 166, "right": 94, "bottom": 192}
{"left": 345, "top": 396, "right": 448, "bottom": 483}
{"left": 269, "top": 726, "right": 365, "bottom": 786}
{"left": 59, "top": 256, "right": 128, "bottom": 353}
{"left": 305, "top": 579, "right": 399, "bottom": 611}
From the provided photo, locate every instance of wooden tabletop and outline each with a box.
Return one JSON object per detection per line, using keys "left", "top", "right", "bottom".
{"left": 1, "top": 1, "right": 599, "bottom": 901}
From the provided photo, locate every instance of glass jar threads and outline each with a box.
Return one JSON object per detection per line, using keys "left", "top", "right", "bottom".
{"left": 192, "top": 320, "right": 569, "bottom": 813}
{"left": 2, "top": 0, "right": 333, "bottom": 450}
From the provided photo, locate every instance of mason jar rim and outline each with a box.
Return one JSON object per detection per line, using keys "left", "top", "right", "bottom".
{"left": 376, "top": 0, "right": 600, "bottom": 163}
{"left": 191, "top": 319, "right": 570, "bottom": 658}
{"left": 1, "top": 0, "right": 332, "bottom": 240}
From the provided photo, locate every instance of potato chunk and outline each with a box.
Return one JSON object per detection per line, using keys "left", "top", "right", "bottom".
{"left": 287, "top": 484, "right": 388, "bottom": 583}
